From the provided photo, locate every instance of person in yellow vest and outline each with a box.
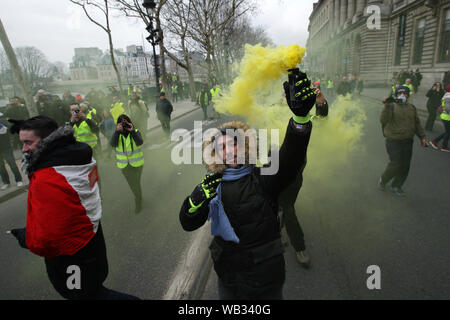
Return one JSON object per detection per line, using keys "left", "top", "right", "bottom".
{"left": 110, "top": 114, "right": 145, "bottom": 214}
{"left": 171, "top": 84, "right": 179, "bottom": 103}
{"left": 209, "top": 84, "right": 222, "bottom": 119}
{"left": 127, "top": 92, "right": 149, "bottom": 132}
{"left": 110, "top": 96, "right": 126, "bottom": 125}
{"left": 404, "top": 78, "right": 414, "bottom": 103}
{"left": 69, "top": 103, "right": 99, "bottom": 151}
{"left": 429, "top": 85, "right": 450, "bottom": 152}
{"left": 198, "top": 87, "right": 212, "bottom": 120}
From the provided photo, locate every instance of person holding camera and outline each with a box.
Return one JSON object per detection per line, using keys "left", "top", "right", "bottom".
{"left": 179, "top": 70, "right": 316, "bottom": 300}
{"left": 425, "top": 82, "right": 445, "bottom": 131}
{"left": 69, "top": 103, "right": 99, "bottom": 151}
{"left": 110, "top": 114, "right": 144, "bottom": 214}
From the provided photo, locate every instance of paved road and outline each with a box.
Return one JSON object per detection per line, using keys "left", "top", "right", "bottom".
{"left": 1, "top": 96, "right": 449, "bottom": 300}
{"left": 202, "top": 97, "right": 450, "bottom": 300}
{"left": 0, "top": 108, "right": 228, "bottom": 300}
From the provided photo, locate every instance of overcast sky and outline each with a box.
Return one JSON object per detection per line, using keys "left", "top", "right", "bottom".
{"left": 0, "top": 0, "right": 315, "bottom": 66}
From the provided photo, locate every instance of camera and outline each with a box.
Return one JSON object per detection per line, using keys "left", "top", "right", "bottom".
{"left": 122, "top": 121, "right": 131, "bottom": 130}
{"left": 74, "top": 109, "right": 80, "bottom": 114}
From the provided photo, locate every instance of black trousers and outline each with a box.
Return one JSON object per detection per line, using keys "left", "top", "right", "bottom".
{"left": 381, "top": 139, "right": 413, "bottom": 188}
{"left": 158, "top": 114, "right": 171, "bottom": 137}
{"left": 201, "top": 105, "right": 208, "bottom": 120}
{"left": 121, "top": 165, "right": 143, "bottom": 207}
{"left": 45, "top": 224, "right": 139, "bottom": 300}
{"left": 425, "top": 105, "right": 438, "bottom": 131}
{"left": 0, "top": 148, "right": 22, "bottom": 185}
{"left": 278, "top": 168, "right": 306, "bottom": 252}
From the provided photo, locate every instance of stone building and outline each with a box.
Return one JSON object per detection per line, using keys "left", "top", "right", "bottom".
{"left": 306, "top": 0, "right": 450, "bottom": 87}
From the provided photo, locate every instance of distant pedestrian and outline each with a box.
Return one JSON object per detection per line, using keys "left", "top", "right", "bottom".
{"left": 429, "top": 85, "right": 450, "bottom": 153}
{"left": 156, "top": 92, "right": 173, "bottom": 138}
{"left": 0, "top": 112, "right": 23, "bottom": 190}
{"left": 127, "top": 92, "right": 149, "bottom": 132}
{"left": 198, "top": 87, "right": 212, "bottom": 120}
{"left": 425, "top": 82, "right": 445, "bottom": 131}
{"left": 357, "top": 77, "right": 365, "bottom": 95}
{"left": 336, "top": 77, "right": 352, "bottom": 97}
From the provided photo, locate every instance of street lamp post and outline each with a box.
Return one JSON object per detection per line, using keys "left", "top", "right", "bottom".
{"left": 142, "top": 0, "right": 161, "bottom": 92}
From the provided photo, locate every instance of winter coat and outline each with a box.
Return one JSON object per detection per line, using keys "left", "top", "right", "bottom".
{"left": 381, "top": 102, "right": 426, "bottom": 141}
{"left": 179, "top": 119, "right": 312, "bottom": 298}
{"left": 156, "top": 98, "right": 173, "bottom": 118}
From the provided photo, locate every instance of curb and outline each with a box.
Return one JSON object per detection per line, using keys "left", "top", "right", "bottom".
{"left": 147, "top": 106, "right": 201, "bottom": 135}
{"left": 163, "top": 224, "right": 213, "bottom": 300}
{"left": 0, "top": 185, "right": 28, "bottom": 205}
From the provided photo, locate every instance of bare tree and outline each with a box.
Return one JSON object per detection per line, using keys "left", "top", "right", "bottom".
{"left": 0, "top": 19, "right": 37, "bottom": 116}
{"left": 215, "top": 16, "right": 272, "bottom": 83}
{"left": 70, "top": 0, "right": 124, "bottom": 93}
{"left": 162, "top": 0, "right": 198, "bottom": 100}
{"left": 187, "top": 0, "right": 255, "bottom": 84}
{"left": 16, "top": 47, "right": 55, "bottom": 91}
{"left": 113, "top": 0, "right": 170, "bottom": 95}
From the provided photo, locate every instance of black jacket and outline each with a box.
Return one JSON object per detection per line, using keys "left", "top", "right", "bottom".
{"left": 156, "top": 98, "right": 173, "bottom": 117}
{"left": 179, "top": 119, "right": 312, "bottom": 298}
{"left": 426, "top": 88, "right": 445, "bottom": 109}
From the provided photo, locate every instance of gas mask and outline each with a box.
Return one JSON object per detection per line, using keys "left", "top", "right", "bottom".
{"left": 397, "top": 94, "right": 407, "bottom": 104}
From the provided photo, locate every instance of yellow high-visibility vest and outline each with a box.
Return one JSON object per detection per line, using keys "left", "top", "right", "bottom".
{"left": 73, "top": 121, "right": 98, "bottom": 149}
{"left": 210, "top": 87, "right": 221, "bottom": 103}
{"left": 115, "top": 131, "right": 144, "bottom": 169}
{"left": 110, "top": 102, "right": 126, "bottom": 124}
{"left": 441, "top": 98, "right": 450, "bottom": 121}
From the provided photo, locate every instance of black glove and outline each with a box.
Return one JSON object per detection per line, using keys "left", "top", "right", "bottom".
{"left": 11, "top": 228, "right": 28, "bottom": 249}
{"left": 283, "top": 69, "right": 317, "bottom": 117}
{"left": 188, "top": 173, "right": 223, "bottom": 213}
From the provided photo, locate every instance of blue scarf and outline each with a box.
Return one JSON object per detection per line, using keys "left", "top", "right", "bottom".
{"left": 208, "top": 166, "right": 253, "bottom": 243}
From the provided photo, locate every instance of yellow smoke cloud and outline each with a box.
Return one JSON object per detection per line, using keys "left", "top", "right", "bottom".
{"left": 215, "top": 44, "right": 306, "bottom": 120}
{"left": 214, "top": 44, "right": 367, "bottom": 183}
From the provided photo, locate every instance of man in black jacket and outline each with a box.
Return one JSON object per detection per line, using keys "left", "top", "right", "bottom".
{"left": 156, "top": 92, "right": 173, "bottom": 138}
{"left": 179, "top": 70, "right": 316, "bottom": 300}
{"left": 8, "top": 116, "right": 139, "bottom": 300}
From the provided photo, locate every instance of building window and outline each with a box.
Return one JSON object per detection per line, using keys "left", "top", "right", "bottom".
{"left": 439, "top": 9, "right": 450, "bottom": 63}
{"left": 395, "top": 14, "right": 407, "bottom": 66}
{"left": 413, "top": 18, "right": 426, "bottom": 65}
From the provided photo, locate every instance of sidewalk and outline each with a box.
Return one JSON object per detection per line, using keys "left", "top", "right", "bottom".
{"left": 147, "top": 99, "right": 200, "bottom": 132}
{"left": 0, "top": 99, "right": 199, "bottom": 204}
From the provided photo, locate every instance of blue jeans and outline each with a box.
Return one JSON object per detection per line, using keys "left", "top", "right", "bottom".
{"left": 432, "top": 119, "right": 450, "bottom": 148}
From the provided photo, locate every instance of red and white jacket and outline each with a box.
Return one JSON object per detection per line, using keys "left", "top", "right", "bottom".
{"left": 25, "top": 127, "right": 102, "bottom": 258}
{"left": 26, "top": 160, "right": 101, "bottom": 258}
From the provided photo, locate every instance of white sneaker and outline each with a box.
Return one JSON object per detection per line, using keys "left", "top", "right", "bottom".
{"left": 17, "top": 182, "right": 24, "bottom": 187}
{"left": 1, "top": 184, "right": 10, "bottom": 190}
